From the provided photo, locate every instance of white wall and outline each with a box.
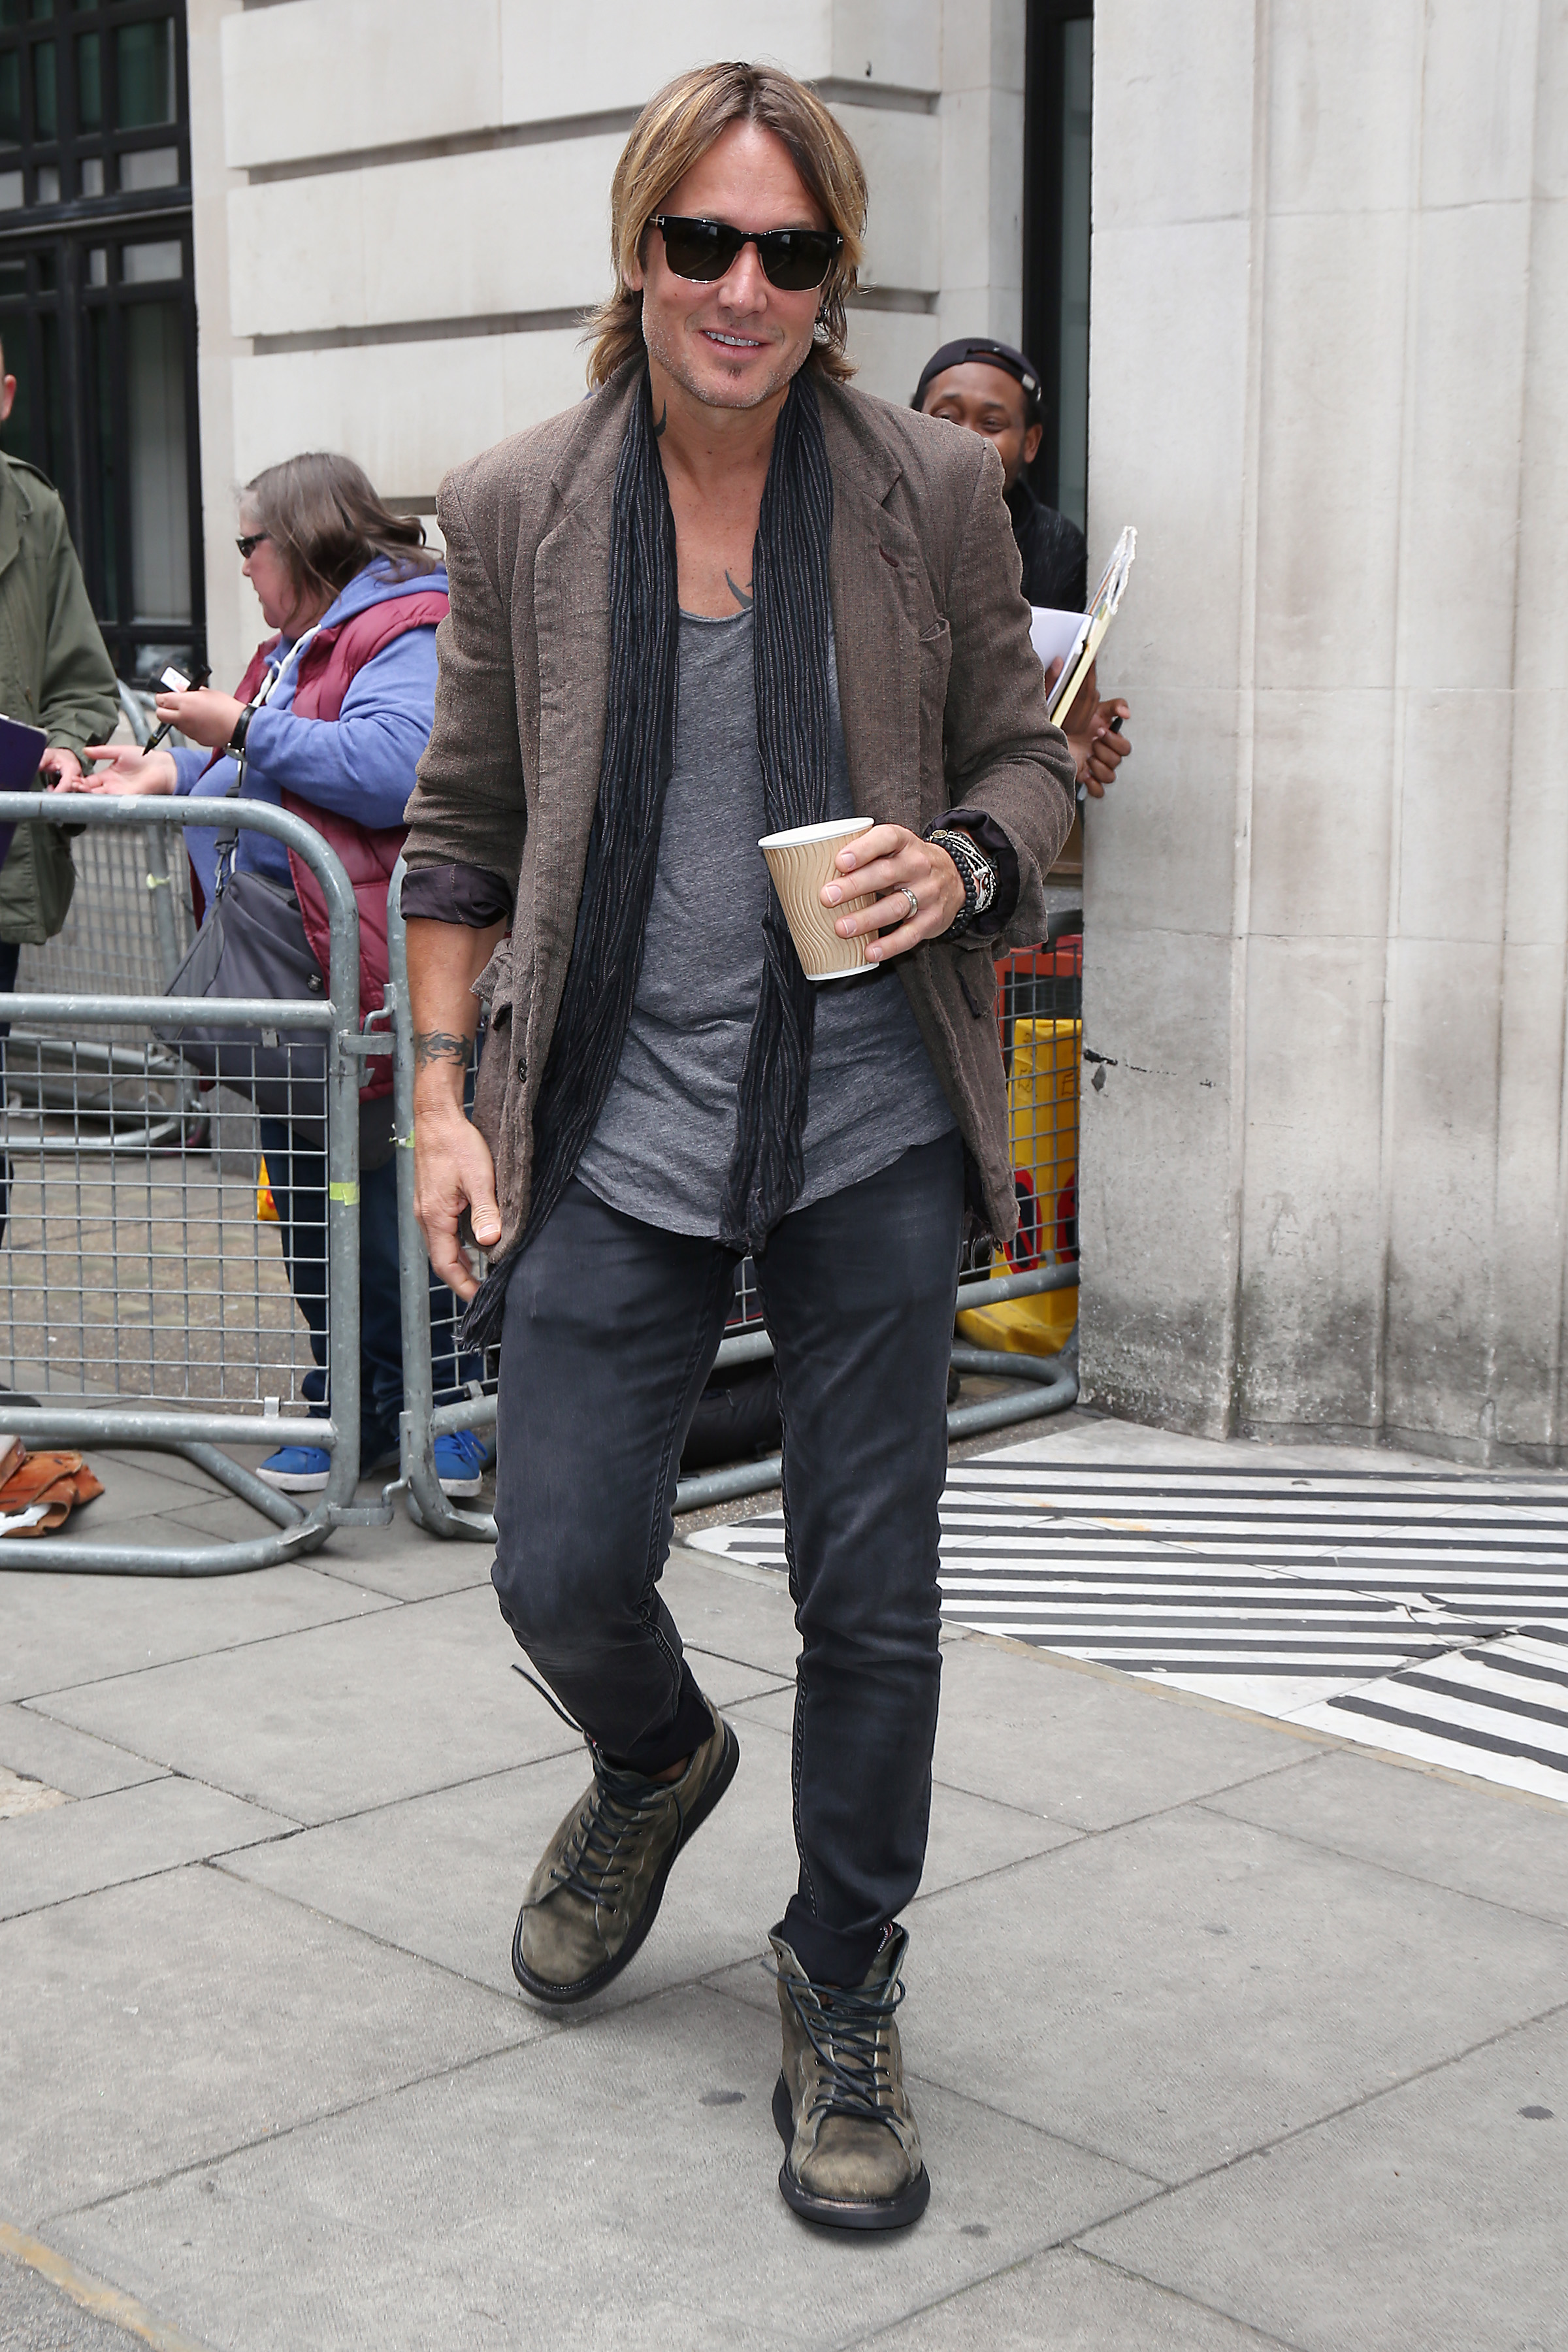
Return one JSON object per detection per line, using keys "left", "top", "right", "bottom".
{"left": 1081, "top": 0, "right": 1568, "bottom": 1463}
{"left": 193, "top": 0, "right": 1021, "bottom": 689}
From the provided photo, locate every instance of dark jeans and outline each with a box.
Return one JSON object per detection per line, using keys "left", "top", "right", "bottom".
{"left": 492, "top": 1131, "right": 965, "bottom": 1987}
{"left": 259, "top": 1115, "right": 472, "bottom": 1463}
{"left": 0, "top": 936, "right": 19, "bottom": 1247}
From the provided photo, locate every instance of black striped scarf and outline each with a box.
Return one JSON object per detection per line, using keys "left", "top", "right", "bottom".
{"left": 464, "top": 367, "right": 832, "bottom": 1345}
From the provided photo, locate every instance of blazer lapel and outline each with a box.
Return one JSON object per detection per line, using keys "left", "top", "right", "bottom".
{"left": 527, "top": 374, "right": 638, "bottom": 1013}
{"left": 823, "top": 404, "right": 921, "bottom": 834}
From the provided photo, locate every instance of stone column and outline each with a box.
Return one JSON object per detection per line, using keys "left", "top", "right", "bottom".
{"left": 1081, "top": 0, "right": 1568, "bottom": 1463}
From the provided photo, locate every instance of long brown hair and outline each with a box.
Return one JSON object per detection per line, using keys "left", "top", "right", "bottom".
{"left": 587, "top": 62, "right": 867, "bottom": 389}
{"left": 240, "top": 453, "right": 439, "bottom": 607}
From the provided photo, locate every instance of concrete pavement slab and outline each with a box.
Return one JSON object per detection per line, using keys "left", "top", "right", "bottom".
{"left": 733, "top": 1637, "right": 1316, "bottom": 1835}
{"left": 717, "top": 1800, "right": 1568, "bottom": 2181}
{"left": 55, "top": 1982, "right": 1154, "bottom": 2352}
{"left": 0, "top": 1565, "right": 393, "bottom": 1705}
{"left": 304, "top": 1508, "right": 497, "bottom": 1604}
{"left": 32, "top": 1586, "right": 785, "bottom": 1825}
{"left": 664, "top": 1544, "right": 803, "bottom": 1678}
{"left": 1079, "top": 2007, "right": 1568, "bottom": 2352}
{"left": 0, "top": 1704, "right": 165, "bottom": 1799}
{"left": 0, "top": 1865, "right": 540, "bottom": 2224}
{"left": 853, "top": 2244, "right": 1285, "bottom": 2348}
{"left": 0, "top": 1778, "right": 292, "bottom": 1921}
{"left": 225, "top": 1702, "right": 1075, "bottom": 2007}
{"left": 1200, "top": 1746, "right": 1568, "bottom": 1928}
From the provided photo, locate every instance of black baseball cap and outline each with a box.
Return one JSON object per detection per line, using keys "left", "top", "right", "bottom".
{"left": 912, "top": 337, "right": 1044, "bottom": 423}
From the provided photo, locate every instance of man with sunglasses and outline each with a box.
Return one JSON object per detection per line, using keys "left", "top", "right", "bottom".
{"left": 402, "top": 63, "right": 1073, "bottom": 2232}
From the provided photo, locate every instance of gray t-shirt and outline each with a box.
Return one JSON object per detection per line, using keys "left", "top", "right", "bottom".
{"left": 575, "top": 606, "right": 955, "bottom": 1237}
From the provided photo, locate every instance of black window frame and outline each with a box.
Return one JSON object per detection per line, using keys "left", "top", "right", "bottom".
{"left": 1022, "top": 0, "right": 1094, "bottom": 526}
{"left": 0, "top": 1, "right": 202, "bottom": 681}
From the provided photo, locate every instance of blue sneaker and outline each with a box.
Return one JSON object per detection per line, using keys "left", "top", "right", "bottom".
{"left": 434, "top": 1428, "right": 493, "bottom": 1498}
{"left": 255, "top": 1443, "right": 332, "bottom": 1492}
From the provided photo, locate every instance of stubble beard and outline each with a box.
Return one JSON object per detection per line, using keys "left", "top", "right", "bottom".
{"left": 643, "top": 309, "right": 809, "bottom": 415}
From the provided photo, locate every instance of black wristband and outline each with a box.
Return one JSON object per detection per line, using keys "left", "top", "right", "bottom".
{"left": 226, "top": 704, "right": 255, "bottom": 761}
{"left": 926, "top": 825, "right": 991, "bottom": 939}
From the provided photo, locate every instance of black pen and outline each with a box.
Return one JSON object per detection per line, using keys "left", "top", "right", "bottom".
{"left": 142, "top": 662, "right": 212, "bottom": 754}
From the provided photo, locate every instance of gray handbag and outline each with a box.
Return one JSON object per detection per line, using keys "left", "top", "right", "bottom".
{"left": 157, "top": 862, "right": 329, "bottom": 1149}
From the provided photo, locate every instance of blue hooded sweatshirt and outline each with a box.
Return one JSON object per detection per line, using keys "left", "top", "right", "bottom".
{"left": 172, "top": 558, "right": 446, "bottom": 904}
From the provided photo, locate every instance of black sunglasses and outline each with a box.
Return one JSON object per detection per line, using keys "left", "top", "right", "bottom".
{"left": 651, "top": 214, "right": 842, "bottom": 292}
{"left": 235, "top": 531, "right": 271, "bottom": 559}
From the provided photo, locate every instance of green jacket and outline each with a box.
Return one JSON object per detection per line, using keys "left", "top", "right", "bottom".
{"left": 0, "top": 454, "right": 120, "bottom": 943}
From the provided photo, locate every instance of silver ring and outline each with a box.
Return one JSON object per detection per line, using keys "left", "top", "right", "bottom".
{"left": 900, "top": 885, "right": 919, "bottom": 921}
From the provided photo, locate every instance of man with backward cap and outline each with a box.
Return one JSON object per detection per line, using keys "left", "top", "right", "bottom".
{"left": 915, "top": 335, "right": 1132, "bottom": 799}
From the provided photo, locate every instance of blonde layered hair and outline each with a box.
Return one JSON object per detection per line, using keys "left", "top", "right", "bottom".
{"left": 587, "top": 62, "right": 867, "bottom": 388}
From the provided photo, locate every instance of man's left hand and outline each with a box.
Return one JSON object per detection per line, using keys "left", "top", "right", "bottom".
{"left": 152, "top": 687, "right": 245, "bottom": 750}
{"left": 1079, "top": 699, "right": 1131, "bottom": 798}
{"left": 821, "top": 824, "right": 968, "bottom": 961}
{"left": 38, "top": 746, "right": 83, "bottom": 787}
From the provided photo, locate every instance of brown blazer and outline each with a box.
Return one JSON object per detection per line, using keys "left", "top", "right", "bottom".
{"left": 404, "top": 361, "right": 1076, "bottom": 1255}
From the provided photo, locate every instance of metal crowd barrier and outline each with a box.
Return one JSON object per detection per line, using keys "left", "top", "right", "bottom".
{"left": 386, "top": 864, "right": 1079, "bottom": 1542}
{"left": 0, "top": 795, "right": 370, "bottom": 1575}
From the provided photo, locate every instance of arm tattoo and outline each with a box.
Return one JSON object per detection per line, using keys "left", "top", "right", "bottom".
{"left": 725, "top": 570, "right": 754, "bottom": 611}
{"left": 653, "top": 400, "right": 668, "bottom": 439}
{"left": 413, "top": 1030, "right": 470, "bottom": 1069}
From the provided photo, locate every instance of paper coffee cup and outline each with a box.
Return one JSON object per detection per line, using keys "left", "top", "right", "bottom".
{"left": 759, "top": 817, "right": 876, "bottom": 982}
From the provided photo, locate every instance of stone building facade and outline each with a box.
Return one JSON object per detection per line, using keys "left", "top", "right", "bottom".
{"left": 183, "top": 0, "right": 1565, "bottom": 1466}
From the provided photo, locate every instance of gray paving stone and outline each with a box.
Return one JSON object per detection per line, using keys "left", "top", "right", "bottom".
{"left": 1201, "top": 1747, "right": 1568, "bottom": 1929}
{"left": 0, "top": 1865, "right": 538, "bottom": 2223}
{"left": 1079, "top": 2007, "right": 1568, "bottom": 2352}
{"left": 857, "top": 2245, "right": 1282, "bottom": 2348}
{"left": 719, "top": 1801, "right": 1568, "bottom": 2181}
{"left": 226, "top": 1705, "right": 1077, "bottom": 2006}
{"left": 0, "top": 1563, "right": 393, "bottom": 1705}
{"left": 738, "top": 1639, "right": 1314, "bottom": 1835}
{"left": 0, "top": 1705, "right": 165, "bottom": 1800}
{"left": 665, "top": 1544, "right": 803, "bottom": 1678}
{"left": 307, "top": 1510, "right": 497, "bottom": 1603}
{"left": 57, "top": 1984, "right": 1152, "bottom": 2352}
{"left": 33, "top": 1586, "right": 786, "bottom": 1825}
{"left": 0, "top": 1778, "right": 291, "bottom": 1921}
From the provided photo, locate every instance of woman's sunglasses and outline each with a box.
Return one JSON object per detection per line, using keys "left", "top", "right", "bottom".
{"left": 650, "top": 215, "right": 842, "bottom": 293}
{"left": 235, "top": 532, "right": 271, "bottom": 559}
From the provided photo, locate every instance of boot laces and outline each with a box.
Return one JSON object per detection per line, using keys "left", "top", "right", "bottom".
{"left": 776, "top": 1963, "right": 906, "bottom": 2128}
{"left": 548, "top": 1757, "right": 678, "bottom": 1908}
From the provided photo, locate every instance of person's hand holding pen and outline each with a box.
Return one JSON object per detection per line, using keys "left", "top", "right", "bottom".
{"left": 1042, "top": 655, "right": 1132, "bottom": 800}
{"left": 147, "top": 686, "right": 244, "bottom": 751}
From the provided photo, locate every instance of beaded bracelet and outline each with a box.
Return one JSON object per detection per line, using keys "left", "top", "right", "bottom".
{"left": 925, "top": 825, "right": 997, "bottom": 939}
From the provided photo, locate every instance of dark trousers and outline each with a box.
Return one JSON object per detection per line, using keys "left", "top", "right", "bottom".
{"left": 0, "top": 936, "right": 19, "bottom": 1247}
{"left": 491, "top": 1131, "right": 965, "bottom": 1987}
{"left": 259, "top": 1115, "right": 472, "bottom": 1462}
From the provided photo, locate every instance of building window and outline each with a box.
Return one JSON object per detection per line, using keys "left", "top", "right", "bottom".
{"left": 1022, "top": 0, "right": 1093, "bottom": 532}
{"left": 0, "top": 2, "right": 201, "bottom": 683}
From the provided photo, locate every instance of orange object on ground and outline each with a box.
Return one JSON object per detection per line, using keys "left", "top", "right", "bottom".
{"left": 0, "top": 1449, "right": 106, "bottom": 1535}
{"left": 257, "top": 1157, "right": 279, "bottom": 1221}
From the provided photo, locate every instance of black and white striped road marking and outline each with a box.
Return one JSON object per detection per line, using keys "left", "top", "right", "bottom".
{"left": 689, "top": 1461, "right": 1568, "bottom": 1803}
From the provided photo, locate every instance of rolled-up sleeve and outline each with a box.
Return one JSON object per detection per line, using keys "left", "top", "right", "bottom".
{"left": 400, "top": 862, "right": 513, "bottom": 926}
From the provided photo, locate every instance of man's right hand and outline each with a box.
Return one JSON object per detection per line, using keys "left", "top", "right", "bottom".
{"left": 414, "top": 1106, "right": 502, "bottom": 1301}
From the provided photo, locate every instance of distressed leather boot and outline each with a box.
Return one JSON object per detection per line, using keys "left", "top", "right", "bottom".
{"left": 512, "top": 1695, "right": 738, "bottom": 2005}
{"left": 770, "top": 1924, "right": 930, "bottom": 2230}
